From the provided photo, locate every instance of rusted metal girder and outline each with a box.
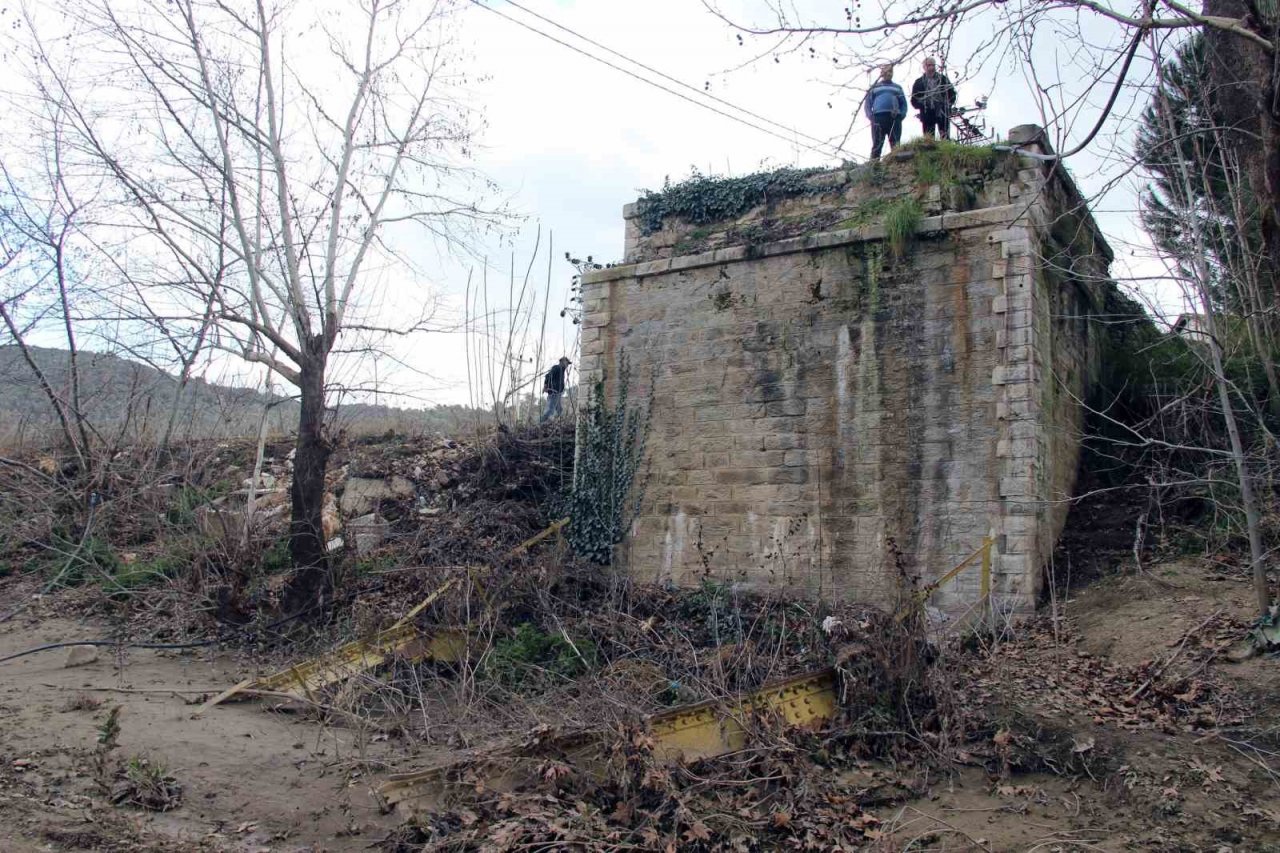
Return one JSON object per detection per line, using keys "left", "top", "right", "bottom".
{"left": 193, "top": 578, "right": 463, "bottom": 715}
{"left": 647, "top": 668, "right": 837, "bottom": 763}
{"left": 377, "top": 667, "right": 839, "bottom": 818}
{"left": 193, "top": 517, "right": 572, "bottom": 716}
{"left": 193, "top": 622, "right": 467, "bottom": 714}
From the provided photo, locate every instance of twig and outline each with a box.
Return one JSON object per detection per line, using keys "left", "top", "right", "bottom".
{"left": 899, "top": 806, "right": 991, "bottom": 850}
{"left": 1127, "top": 609, "right": 1222, "bottom": 702}
{"left": 40, "top": 683, "right": 223, "bottom": 694}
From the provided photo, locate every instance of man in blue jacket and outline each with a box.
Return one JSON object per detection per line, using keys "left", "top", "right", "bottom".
{"left": 864, "top": 65, "right": 909, "bottom": 160}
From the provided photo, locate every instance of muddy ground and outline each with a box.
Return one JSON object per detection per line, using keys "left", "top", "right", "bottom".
{"left": 3, "top": 556, "right": 1280, "bottom": 851}
{"left": 0, "top": 611, "right": 411, "bottom": 852}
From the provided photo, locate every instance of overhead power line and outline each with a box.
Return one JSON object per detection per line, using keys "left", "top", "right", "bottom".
{"left": 468, "top": 0, "right": 847, "bottom": 162}
{"left": 493, "top": 0, "right": 847, "bottom": 160}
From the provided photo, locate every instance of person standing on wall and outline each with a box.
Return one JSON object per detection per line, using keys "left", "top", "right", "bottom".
{"left": 864, "top": 64, "right": 909, "bottom": 160}
{"left": 541, "top": 356, "right": 572, "bottom": 423}
{"left": 910, "top": 57, "right": 957, "bottom": 140}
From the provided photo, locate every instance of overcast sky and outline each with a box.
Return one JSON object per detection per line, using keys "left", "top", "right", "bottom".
{"left": 2, "top": 0, "right": 1180, "bottom": 410}
{"left": 347, "top": 0, "right": 1176, "bottom": 409}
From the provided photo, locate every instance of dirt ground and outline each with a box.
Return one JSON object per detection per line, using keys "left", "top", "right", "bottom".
{"left": 0, "top": 613, "right": 411, "bottom": 852}
{"left": 4, "top": 557, "right": 1280, "bottom": 851}
{"left": 871, "top": 559, "right": 1280, "bottom": 852}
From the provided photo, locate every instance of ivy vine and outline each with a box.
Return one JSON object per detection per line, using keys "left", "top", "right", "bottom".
{"left": 636, "top": 166, "right": 827, "bottom": 236}
{"left": 565, "top": 355, "right": 651, "bottom": 565}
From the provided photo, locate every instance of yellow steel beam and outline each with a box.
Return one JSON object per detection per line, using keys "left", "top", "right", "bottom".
{"left": 255, "top": 623, "right": 466, "bottom": 699}
{"left": 507, "top": 516, "right": 569, "bottom": 556}
{"left": 194, "top": 624, "right": 465, "bottom": 715}
{"left": 377, "top": 667, "right": 839, "bottom": 817}
{"left": 895, "top": 537, "right": 994, "bottom": 623}
{"left": 197, "top": 517, "right": 573, "bottom": 717}
{"left": 647, "top": 668, "right": 837, "bottom": 763}
{"left": 194, "top": 577, "right": 464, "bottom": 715}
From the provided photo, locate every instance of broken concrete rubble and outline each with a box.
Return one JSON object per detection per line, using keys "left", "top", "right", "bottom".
{"left": 321, "top": 491, "right": 340, "bottom": 541}
{"left": 63, "top": 645, "right": 100, "bottom": 668}
{"left": 339, "top": 476, "right": 415, "bottom": 518}
{"left": 348, "top": 513, "right": 389, "bottom": 555}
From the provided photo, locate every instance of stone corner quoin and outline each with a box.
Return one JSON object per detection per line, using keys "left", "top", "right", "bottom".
{"left": 579, "top": 124, "right": 1118, "bottom": 618}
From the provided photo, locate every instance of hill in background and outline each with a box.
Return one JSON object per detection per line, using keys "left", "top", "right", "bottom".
{"left": 0, "top": 345, "right": 478, "bottom": 449}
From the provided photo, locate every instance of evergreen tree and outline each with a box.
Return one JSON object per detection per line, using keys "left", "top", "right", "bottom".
{"left": 1135, "top": 34, "right": 1263, "bottom": 314}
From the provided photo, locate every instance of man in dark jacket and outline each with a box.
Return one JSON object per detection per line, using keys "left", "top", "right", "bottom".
{"left": 540, "top": 356, "right": 571, "bottom": 423}
{"left": 910, "top": 57, "right": 957, "bottom": 139}
{"left": 864, "top": 64, "right": 909, "bottom": 159}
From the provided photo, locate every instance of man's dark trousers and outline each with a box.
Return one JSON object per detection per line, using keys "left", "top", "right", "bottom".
{"left": 871, "top": 113, "right": 902, "bottom": 158}
{"left": 922, "top": 108, "right": 950, "bottom": 139}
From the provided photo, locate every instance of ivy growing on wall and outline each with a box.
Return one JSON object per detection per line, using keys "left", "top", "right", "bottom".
{"left": 566, "top": 355, "right": 650, "bottom": 564}
{"left": 635, "top": 166, "right": 827, "bottom": 235}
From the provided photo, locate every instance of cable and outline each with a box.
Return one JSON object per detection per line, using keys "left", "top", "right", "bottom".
{"left": 468, "top": 0, "right": 846, "bottom": 162}
{"left": 0, "top": 639, "right": 230, "bottom": 664}
{"left": 491, "top": 0, "right": 848, "bottom": 160}
{"left": 994, "top": 30, "right": 1144, "bottom": 163}
{"left": 0, "top": 583, "right": 380, "bottom": 666}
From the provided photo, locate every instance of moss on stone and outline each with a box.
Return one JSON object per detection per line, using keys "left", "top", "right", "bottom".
{"left": 904, "top": 138, "right": 1001, "bottom": 188}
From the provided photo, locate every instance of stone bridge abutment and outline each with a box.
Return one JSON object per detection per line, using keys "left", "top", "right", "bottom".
{"left": 579, "top": 126, "right": 1116, "bottom": 616}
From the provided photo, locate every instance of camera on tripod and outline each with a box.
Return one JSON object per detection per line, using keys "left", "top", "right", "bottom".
{"left": 948, "top": 96, "right": 991, "bottom": 144}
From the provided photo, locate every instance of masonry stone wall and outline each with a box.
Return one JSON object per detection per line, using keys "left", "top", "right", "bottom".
{"left": 579, "top": 127, "right": 1115, "bottom": 614}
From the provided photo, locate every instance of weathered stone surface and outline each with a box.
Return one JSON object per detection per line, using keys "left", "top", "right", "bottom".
{"left": 582, "top": 128, "right": 1113, "bottom": 615}
{"left": 64, "top": 645, "right": 100, "bottom": 668}
{"left": 340, "top": 476, "right": 415, "bottom": 518}
{"left": 348, "top": 513, "right": 389, "bottom": 555}
{"left": 195, "top": 504, "right": 236, "bottom": 539}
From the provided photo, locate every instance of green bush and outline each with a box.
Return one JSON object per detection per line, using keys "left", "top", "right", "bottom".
{"left": 27, "top": 530, "right": 122, "bottom": 587}
{"left": 164, "top": 484, "right": 227, "bottom": 529}
{"left": 883, "top": 197, "right": 923, "bottom": 260}
{"left": 109, "top": 551, "right": 186, "bottom": 593}
{"left": 906, "top": 138, "right": 1000, "bottom": 186}
{"left": 259, "top": 537, "right": 292, "bottom": 575}
{"left": 483, "top": 623, "right": 597, "bottom": 690}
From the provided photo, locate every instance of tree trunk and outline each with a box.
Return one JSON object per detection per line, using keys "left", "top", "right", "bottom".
{"left": 283, "top": 343, "right": 331, "bottom": 614}
{"left": 1160, "top": 32, "right": 1272, "bottom": 614}
{"left": 54, "top": 241, "right": 93, "bottom": 470}
{"left": 1204, "top": 0, "right": 1280, "bottom": 306}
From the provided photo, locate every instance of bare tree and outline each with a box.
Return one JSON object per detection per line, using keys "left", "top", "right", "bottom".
{"left": 1140, "top": 33, "right": 1269, "bottom": 613}
{"left": 16, "top": 0, "right": 497, "bottom": 612}
{"left": 0, "top": 119, "right": 100, "bottom": 473}
{"left": 462, "top": 227, "right": 563, "bottom": 428}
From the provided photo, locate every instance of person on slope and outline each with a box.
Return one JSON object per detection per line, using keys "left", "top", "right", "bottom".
{"left": 910, "top": 57, "right": 957, "bottom": 140}
{"left": 864, "top": 64, "right": 909, "bottom": 160}
{"left": 540, "top": 356, "right": 572, "bottom": 423}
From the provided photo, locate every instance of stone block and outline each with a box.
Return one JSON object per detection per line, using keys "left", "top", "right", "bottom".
{"left": 348, "top": 513, "right": 389, "bottom": 555}
{"left": 339, "top": 476, "right": 414, "bottom": 519}
{"left": 714, "top": 468, "right": 768, "bottom": 486}
{"left": 64, "top": 645, "right": 100, "bottom": 668}
{"left": 765, "top": 399, "right": 807, "bottom": 417}
{"left": 768, "top": 467, "right": 809, "bottom": 485}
